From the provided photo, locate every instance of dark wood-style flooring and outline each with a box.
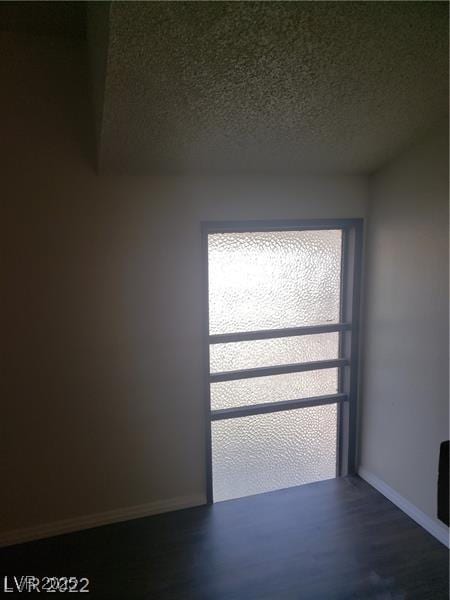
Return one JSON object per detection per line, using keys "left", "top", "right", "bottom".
{"left": 0, "top": 476, "right": 448, "bottom": 599}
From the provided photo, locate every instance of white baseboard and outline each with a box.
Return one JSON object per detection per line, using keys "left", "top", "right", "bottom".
{"left": 0, "top": 493, "right": 205, "bottom": 549}
{"left": 358, "top": 467, "right": 449, "bottom": 548}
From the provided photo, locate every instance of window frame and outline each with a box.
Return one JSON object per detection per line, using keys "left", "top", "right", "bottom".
{"left": 201, "top": 218, "right": 363, "bottom": 503}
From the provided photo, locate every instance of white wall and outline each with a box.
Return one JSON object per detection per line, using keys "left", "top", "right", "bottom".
{"left": 0, "top": 33, "right": 368, "bottom": 538}
{"left": 360, "top": 120, "right": 449, "bottom": 531}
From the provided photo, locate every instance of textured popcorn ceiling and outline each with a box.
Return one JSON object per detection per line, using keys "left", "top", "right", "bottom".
{"left": 96, "top": 1, "right": 448, "bottom": 174}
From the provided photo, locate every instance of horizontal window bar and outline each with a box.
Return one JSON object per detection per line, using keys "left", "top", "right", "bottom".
{"left": 211, "top": 393, "right": 347, "bottom": 421}
{"left": 209, "top": 323, "right": 351, "bottom": 344}
{"left": 209, "top": 358, "right": 349, "bottom": 383}
{"left": 202, "top": 219, "right": 362, "bottom": 234}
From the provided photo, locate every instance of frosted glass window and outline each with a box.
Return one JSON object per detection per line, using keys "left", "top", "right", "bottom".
{"left": 210, "top": 332, "right": 339, "bottom": 373}
{"left": 212, "top": 404, "right": 337, "bottom": 502}
{"left": 211, "top": 368, "right": 338, "bottom": 410}
{"left": 205, "top": 224, "right": 353, "bottom": 503}
{"left": 208, "top": 230, "right": 342, "bottom": 334}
